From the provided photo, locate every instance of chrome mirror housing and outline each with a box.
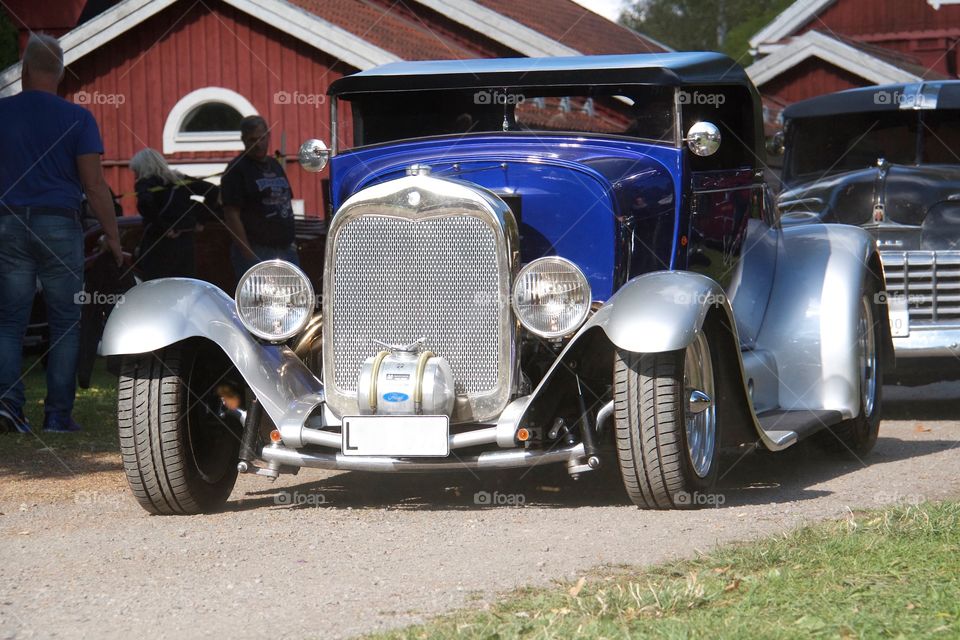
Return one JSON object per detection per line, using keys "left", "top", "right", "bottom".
{"left": 298, "top": 138, "right": 330, "bottom": 173}
{"left": 685, "top": 122, "right": 721, "bottom": 157}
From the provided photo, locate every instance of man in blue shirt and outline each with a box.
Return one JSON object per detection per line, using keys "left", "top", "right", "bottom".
{"left": 0, "top": 34, "right": 123, "bottom": 434}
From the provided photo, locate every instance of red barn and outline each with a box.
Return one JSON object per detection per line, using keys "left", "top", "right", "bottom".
{"left": 0, "top": 0, "right": 665, "bottom": 217}
{"left": 747, "top": 0, "right": 960, "bottom": 108}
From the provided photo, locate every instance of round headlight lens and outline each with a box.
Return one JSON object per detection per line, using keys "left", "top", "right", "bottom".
{"left": 512, "top": 257, "right": 591, "bottom": 338}
{"left": 235, "top": 260, "right": 315, "bottom": 341}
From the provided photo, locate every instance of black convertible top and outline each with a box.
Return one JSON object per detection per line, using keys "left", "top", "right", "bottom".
{"left": 329, "top": 52, "right": 754, "bottom": 95}
{"left": 783, "top": 81, "right": 960, "bottom": 120}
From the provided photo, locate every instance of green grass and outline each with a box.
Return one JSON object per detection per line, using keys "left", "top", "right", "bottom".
{"left": 372, "top": 502, "right": 960, "bottom": 639}
{"left": 3, "top": 356, "right": 119, "bottom": 456}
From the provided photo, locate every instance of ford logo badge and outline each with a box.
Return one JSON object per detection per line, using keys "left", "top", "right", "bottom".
{"left": 382, "top": 392, "right": 409, "bottom": 403}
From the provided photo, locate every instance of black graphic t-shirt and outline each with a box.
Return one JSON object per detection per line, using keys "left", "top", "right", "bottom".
{"left": 221, "top": 154, "right": 295, "bottom": 247}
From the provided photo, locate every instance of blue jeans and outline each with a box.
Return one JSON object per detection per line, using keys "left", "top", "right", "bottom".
{"left": 0, "top": 211, "right": 83, "bottom": 418}
{"left": 230, "top": 242, "right": 300, "bottom": 280}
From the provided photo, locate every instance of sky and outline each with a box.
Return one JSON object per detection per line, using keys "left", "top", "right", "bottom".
{"left": 570, "top": 0, "right": 627, "bottom": 21}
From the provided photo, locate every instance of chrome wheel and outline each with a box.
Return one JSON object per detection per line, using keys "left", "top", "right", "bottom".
{"left": 858, "top": 295, "right": 878, "bottom": 418}
{"left": 684, "top": 332, "right": 716, "bottom": 478}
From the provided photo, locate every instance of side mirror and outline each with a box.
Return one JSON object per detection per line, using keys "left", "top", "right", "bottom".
{"left": 685, "top": 122, "right": 721, "bottom": 157}
{"left": 298, "top": 139, "right": 330, "bottom": 173}
{"left": 766, "top": 131, "right": 785, "bottom": 157}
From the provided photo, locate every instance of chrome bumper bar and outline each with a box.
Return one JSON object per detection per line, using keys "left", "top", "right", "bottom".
{"left": 260, "top": 442, "right": 586, "bottom": 473}
{"left": 892, "top": 327, "right": 960, "bottom": 358}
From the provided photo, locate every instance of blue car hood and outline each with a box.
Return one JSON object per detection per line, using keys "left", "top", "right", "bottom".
{"left": 330, "top": 135, "right": 682, "bottom": 300}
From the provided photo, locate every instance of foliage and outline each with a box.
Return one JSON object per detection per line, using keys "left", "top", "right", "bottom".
{"left": 620, "top": 0, "right": 795, "bottom": 63}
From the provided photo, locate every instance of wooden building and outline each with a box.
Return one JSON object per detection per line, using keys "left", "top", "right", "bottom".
{"left": 748, "top": 0, "right": 960, "bottom": 107}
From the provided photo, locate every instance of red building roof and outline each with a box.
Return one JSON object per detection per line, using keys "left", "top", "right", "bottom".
{"left": 289, "top": 0, "right": 490, "bottom": 61}
{"left": 473, "top": 0, "right": 668, "bottom": 54}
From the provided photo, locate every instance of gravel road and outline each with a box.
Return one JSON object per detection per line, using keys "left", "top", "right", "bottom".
{"left": 2, "top": 382, "right": 959, "bottom": 639}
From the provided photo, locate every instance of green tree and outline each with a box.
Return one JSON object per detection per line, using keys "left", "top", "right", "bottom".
{"left": 0, "top": 9, "right": 18, "bottom": 70}
{"left": 620, "top": 0, "right": 794, "bottom": 63}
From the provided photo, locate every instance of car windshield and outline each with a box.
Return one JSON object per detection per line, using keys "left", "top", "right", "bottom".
{"left": 337, "top": 85, "right": 677, "bottom": 151}
{"left": 785, "top": 109, "right": 960, "bottom": 183}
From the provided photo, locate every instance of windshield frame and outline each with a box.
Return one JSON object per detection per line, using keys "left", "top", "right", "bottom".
{"left": 330, "top": 84, "right": 683, "bottom": 155}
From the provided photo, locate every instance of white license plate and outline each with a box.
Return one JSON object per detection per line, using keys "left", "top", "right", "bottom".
{"left": 887, "top": 297, "right": 910, "bottom": 338}
{"left": 341, "top": 415, "right": 449, "bottom": 457}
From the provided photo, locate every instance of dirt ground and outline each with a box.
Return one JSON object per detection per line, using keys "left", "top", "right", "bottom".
{"left": 2, "top": 382, "right": 959, "bottom": 639}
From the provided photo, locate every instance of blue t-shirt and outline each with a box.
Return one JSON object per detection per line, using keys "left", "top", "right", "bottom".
{"left": 0, "top": 90, "right": 104, "bottom": 211}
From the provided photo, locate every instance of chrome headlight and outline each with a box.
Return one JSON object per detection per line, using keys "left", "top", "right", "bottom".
{"left": 511, "top": 257, "right": 591, "bottom": 338}
{"left": 235, "top": 260, "right": 315, "bottom": 341}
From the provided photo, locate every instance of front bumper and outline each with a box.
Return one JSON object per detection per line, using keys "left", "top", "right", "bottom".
{"left": 261, "top": 441, "right": 586, "bottom": 473}
{"left": 892, "top": 327, "right": 960, "bottom": 358}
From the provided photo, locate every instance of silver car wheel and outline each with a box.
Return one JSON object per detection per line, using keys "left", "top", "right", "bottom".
{"left": 858, "top": 295, "right": 878, "bottom": 418}
{"left": 684, "top": 332, "right": 716, "bottom": 478}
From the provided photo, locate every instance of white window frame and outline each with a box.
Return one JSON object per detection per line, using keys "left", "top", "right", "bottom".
{"left": 163, "top": 87, "right": 258, "bottom": 154}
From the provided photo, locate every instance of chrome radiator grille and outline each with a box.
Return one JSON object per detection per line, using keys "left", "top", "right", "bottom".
{"left": 329, "top": 215, "right": 504, "bottom": 396}
{"left": 881, "top": 250, "right": 960, "bottom": 326}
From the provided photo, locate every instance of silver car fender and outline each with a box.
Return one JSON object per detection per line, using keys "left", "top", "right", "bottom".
{"left": 588, "top": 270, "right": 728, "bottom": 353}
{"left": 101, "top": 279, "right": 325, "bottom": 440}
{"left": 754, "top": 223, "right": 883, "bottom": 418}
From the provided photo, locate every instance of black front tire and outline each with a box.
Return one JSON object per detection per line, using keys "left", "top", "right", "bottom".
{"left": 613, "top": 332, "right": 720, "bottom": 509}
{"left": 118, "top": 345, "right": 242, "bottom": 515}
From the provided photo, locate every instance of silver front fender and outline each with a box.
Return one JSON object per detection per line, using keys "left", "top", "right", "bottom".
{"left": 755, "top": 223, "right": 880, "bottom": 418}
{"left": 587, "top": 270, "right": 727, "bottom": 353}
{"left": 102, "top": 279, "right": 324, "bottom": 437}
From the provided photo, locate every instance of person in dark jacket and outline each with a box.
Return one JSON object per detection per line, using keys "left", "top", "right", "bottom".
{"left": 130, "top": 148, "right": 219, "bottom": 280}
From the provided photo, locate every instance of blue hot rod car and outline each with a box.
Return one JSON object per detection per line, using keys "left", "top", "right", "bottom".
{"left": 103, "top": 53, "right": 891, "bottom": 513}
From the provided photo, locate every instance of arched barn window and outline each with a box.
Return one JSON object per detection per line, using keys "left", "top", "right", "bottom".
{"left": 162, "top": 87, "right": 257, "bottom": 153}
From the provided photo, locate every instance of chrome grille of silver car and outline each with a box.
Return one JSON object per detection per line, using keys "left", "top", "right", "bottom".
{"left": 329, "top": 215, "right": 504, "bottom": 395}
{"left": 881, "top": 251, "right": 960, "bottom": 326}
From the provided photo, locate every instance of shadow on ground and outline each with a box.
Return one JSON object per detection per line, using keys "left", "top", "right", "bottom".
{"left": 226, "top": 382, "right": 959, "bottom": 513}
{"left": 228, "top": 436, "right": 957, "bottom": 513}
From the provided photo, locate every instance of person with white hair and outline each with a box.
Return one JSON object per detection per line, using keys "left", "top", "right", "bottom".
{"left": 129, "top": 148, "right": 219, "bottom": 280}
{"left": 0, "top": 33, "right": 123, "bottom": 434}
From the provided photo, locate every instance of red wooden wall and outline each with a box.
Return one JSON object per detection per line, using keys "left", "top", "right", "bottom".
{"left": 758, "top": 56, "right": 868, "bottom": 104}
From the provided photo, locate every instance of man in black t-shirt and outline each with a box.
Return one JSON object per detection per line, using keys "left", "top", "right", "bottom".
{"left": 221, "top": 115, "right": 298, "bottom": 279}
